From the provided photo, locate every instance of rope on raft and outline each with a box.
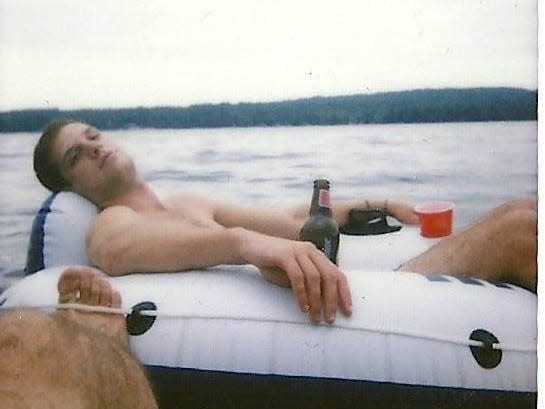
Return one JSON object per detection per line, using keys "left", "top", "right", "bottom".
{"left": 0, "top": 303, "right": 536, "bottom": 353}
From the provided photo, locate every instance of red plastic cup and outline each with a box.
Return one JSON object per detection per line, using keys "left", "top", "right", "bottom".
{"left": 414, "top": 201, "right": 454, "bottom": 238}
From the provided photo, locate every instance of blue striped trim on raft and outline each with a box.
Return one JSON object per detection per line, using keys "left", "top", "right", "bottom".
{"left": 25, "top": 193, "right": 57, "bottom": 276}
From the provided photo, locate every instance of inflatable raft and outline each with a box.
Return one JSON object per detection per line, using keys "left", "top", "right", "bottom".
{"left": 0, "top": 192, "right": 537, "bottom": 408}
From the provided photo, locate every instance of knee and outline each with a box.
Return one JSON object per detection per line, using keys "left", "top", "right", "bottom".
{"left": 496, "top": 206, "right": 537, "bottom": 237}
{"left": 495, "top": 197, "right": 537, "bottom": 216}
{"left": 512, "top": 197, "right": 537, "bottom": 212}
{"left": 494, "top": 207, "right": 537, "bottom": 257}
{"left": 494, "top": 207, "right": 537, "bottom": 290}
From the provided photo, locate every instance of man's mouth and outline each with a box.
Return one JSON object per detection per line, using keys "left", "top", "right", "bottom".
{"left": 100, "top": 151, "right": 114, "bottom": 169}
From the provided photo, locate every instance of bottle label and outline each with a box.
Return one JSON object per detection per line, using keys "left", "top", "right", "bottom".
{"left": 318, "top": 189, "right": 331, "bottom": 208}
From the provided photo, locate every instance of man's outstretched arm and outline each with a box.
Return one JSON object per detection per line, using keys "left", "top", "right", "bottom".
{"left": 291, "top": 198, "right": 419, "bottom": 228}
{"left": 86, "top": 205, "right": 352, "bottom": 323}
{"left": 213, "top": 197, "right": 419, "bottom": 240}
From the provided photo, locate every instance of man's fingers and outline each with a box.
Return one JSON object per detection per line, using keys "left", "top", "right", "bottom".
{"left": 296, "top": 252, "right": 322, "bottom": 323}
{"left": 284, "top": 259, "right": 310, "bottom": 313}
{"left": 337, "top": 270, "right": 352, "bottom": 316}
{"left": 258, "top": 239, "right": 352, "bottom": 324}
{"left": 406, "top": 211, "right": 420, "bottom": 225}
{"left": 308, "top": 250, "right": 339, "bottom": 324}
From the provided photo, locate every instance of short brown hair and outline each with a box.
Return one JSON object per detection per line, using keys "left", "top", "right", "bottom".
{"left": 33, "top": 119, "right": 79, "bottom": 192}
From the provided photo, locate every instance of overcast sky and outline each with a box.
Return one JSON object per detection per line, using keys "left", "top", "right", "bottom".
{"left": 0, "top": 0, "right": 538, "bottom": 111}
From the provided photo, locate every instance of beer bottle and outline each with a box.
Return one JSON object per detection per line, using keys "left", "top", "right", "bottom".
{"left": 299, "top": 179, "right": 340, "bottom": 264}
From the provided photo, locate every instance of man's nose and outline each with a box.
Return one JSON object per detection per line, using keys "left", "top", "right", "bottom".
{"left": 91, "top": 143, "right": 104, "bottom": 157}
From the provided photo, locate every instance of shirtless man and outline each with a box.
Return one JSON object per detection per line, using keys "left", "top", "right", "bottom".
{"left": 33, "top": 119, "right": 537, "bottom": 325}
{"left": 0, "top": 266, "right": 158, "bottom": 408}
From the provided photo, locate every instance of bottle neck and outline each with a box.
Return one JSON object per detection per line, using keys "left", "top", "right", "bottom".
{"left": 309, "top": 187, "right": 332, "bottom": 217}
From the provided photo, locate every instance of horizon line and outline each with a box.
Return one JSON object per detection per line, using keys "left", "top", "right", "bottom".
{"left": 0, "top": 86, "right": 537, "bottom": 114}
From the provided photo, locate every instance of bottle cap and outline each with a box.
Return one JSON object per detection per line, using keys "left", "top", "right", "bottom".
{"left": 313, "top": 179, "right": 330, "bottom": 189}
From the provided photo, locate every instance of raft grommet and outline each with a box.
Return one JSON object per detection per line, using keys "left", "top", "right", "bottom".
{"left": 469, "top": 329, "right": 502, "bottom": 369}
{"left": 127, "top": 301, "right": 157, "bottom": 336}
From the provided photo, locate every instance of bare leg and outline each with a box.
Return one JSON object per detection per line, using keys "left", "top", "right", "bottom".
{"left": 399, "top": 198, "right": 537, "bottom": 291}
{"left": 0, "top": 267, "right": 158, "bottom": 409}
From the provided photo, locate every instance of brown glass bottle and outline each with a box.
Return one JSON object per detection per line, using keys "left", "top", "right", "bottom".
{"left": 298, "top": 179, "right": 340, "bottom": 264}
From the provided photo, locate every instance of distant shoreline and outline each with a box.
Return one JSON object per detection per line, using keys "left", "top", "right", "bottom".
{"left": 0, "top": 87, "right": 537, "bottom": 133}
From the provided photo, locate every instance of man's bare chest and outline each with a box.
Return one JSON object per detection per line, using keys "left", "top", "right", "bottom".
{"left": 161, "top": 197, "right": 221, "bottom": 230}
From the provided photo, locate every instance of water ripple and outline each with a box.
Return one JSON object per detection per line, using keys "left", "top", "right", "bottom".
{"left": 146, "top": 169, "right": 233, "bottom": 183}
{"left": 194, "top": 150, "right": 304, "bottom": 163}
{"left": 145, "top": 169, "right": 189, "bottom": 182}
{"left": 284, "top": 181, "right": 311, "bottom": 190}
{"left": 0, "top": 153, "right": 26, "bottom": 160}
{"left": 184, "top": 171, "right": 233, "bottom": 183}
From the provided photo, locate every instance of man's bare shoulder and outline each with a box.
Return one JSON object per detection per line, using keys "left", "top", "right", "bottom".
{"left": 85, "top": 206, "right": 138, "bottom": 254}
{"left": 91, "top": 206, "right": 138, "bottom": 232}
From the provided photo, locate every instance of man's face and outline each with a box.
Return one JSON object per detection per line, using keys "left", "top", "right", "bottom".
{"left": 51, "top": 122, "right": 133, "bottom": 202}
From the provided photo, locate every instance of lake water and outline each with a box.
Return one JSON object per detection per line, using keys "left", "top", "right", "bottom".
{"left": 0, "top": 121, "right": 537, "bottom": 289}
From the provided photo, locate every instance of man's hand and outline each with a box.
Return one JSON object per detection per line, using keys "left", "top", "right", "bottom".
{"left": 387, "top": 201, "right": 420, "bottom": 225}
{"left": 234, "top": 228, "right": 352, "bottom": 324}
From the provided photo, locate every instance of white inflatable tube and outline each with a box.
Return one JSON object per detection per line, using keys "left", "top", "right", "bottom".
{"left": 1, "top": 264, "right": 536, "bottom": 389}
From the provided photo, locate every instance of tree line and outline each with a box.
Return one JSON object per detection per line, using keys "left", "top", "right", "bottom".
{"left": 0, "top": 87, "right": 537, "bottom": 133}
